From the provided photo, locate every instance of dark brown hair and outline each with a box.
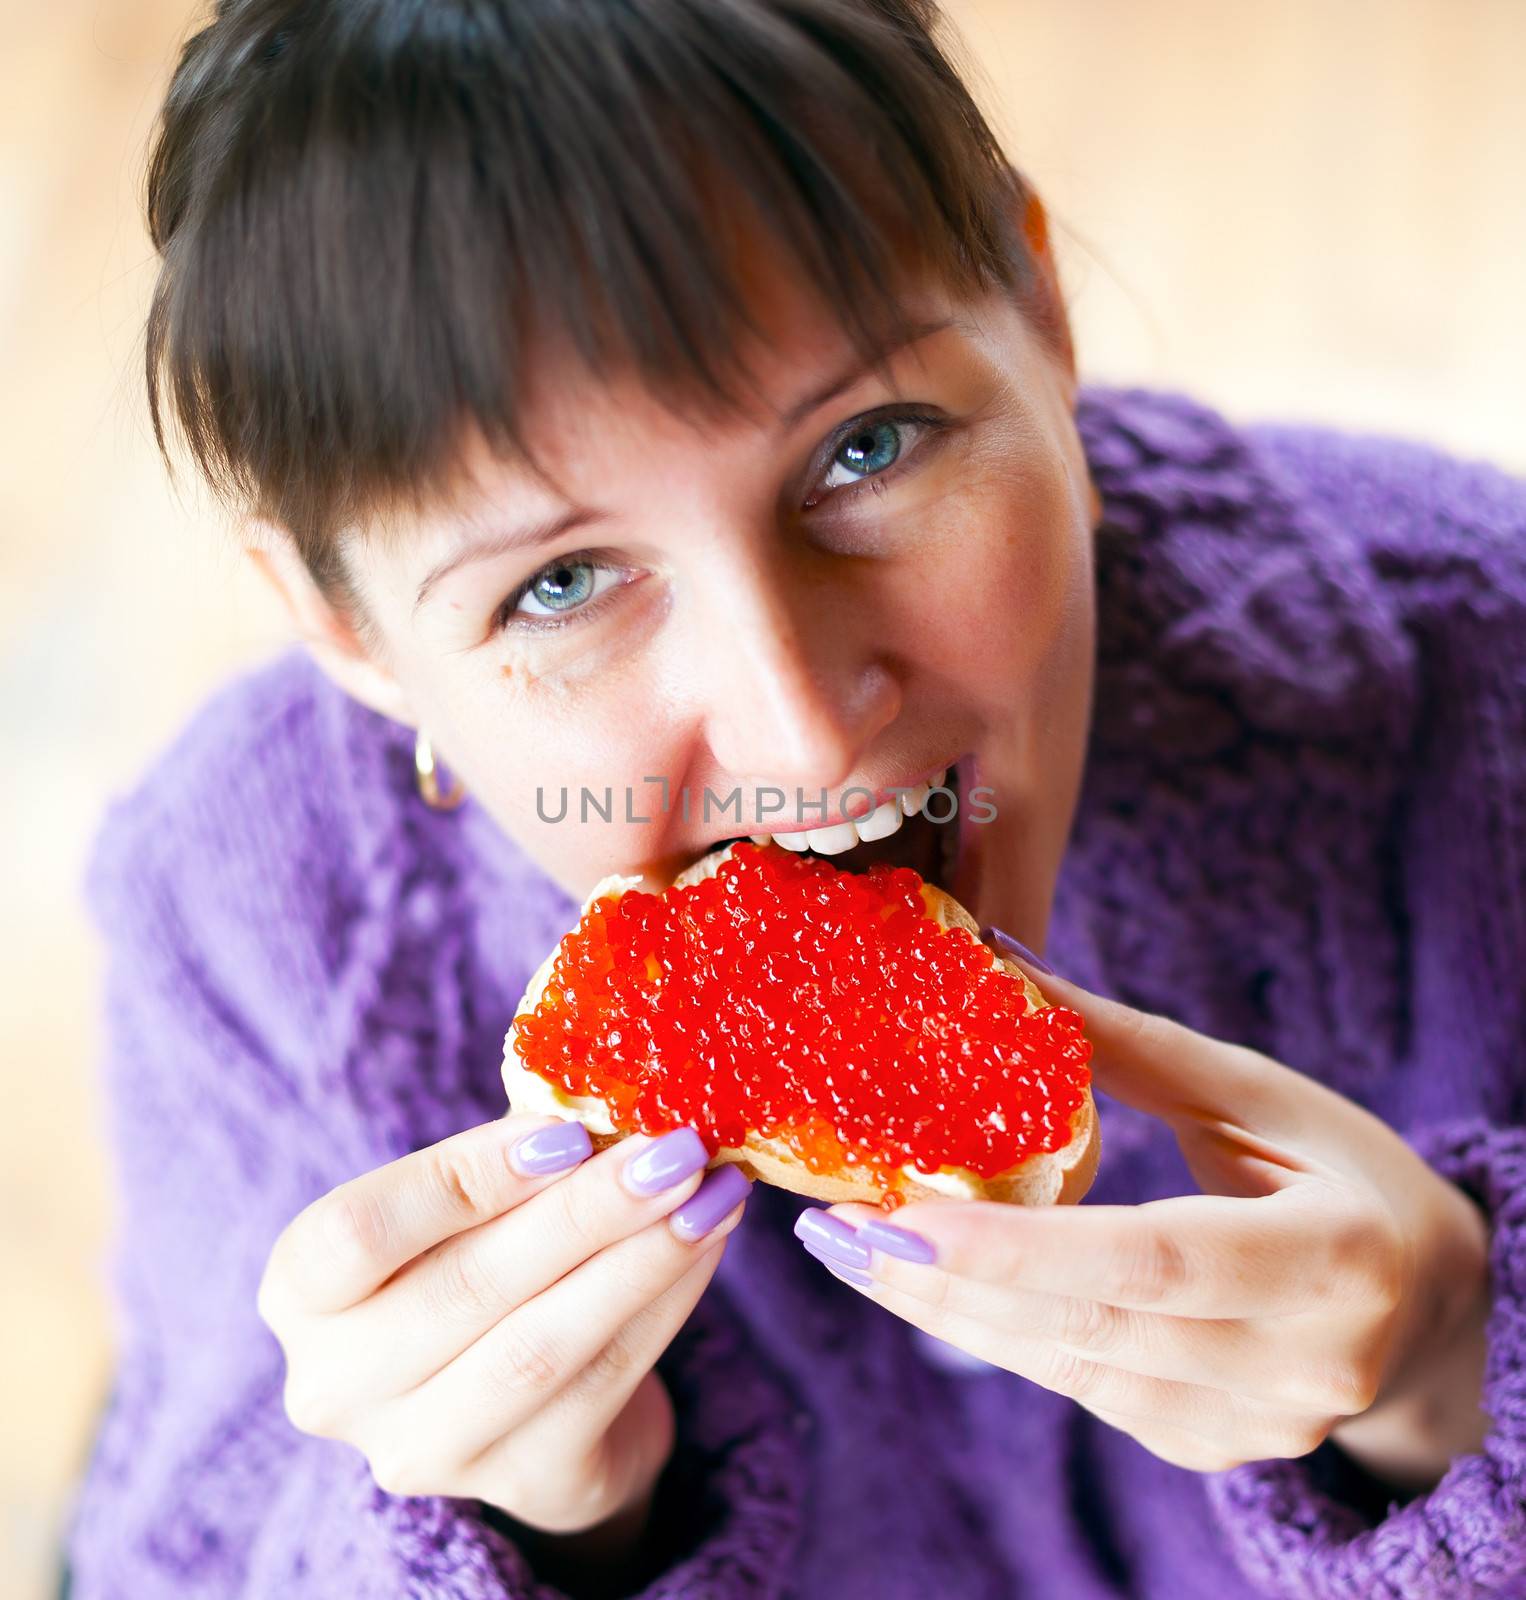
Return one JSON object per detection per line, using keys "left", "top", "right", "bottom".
{"left": 144, "top": 0, "right": 1067, "bottom": 627}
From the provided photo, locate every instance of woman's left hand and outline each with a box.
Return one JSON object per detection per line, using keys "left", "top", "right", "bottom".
{"left": 809, "top": 956, "right": 1493, "bottom": 1487}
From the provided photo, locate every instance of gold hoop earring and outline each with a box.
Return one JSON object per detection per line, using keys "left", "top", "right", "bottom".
{"left": 414, "top": 729, "right": 467, "bottom": 811}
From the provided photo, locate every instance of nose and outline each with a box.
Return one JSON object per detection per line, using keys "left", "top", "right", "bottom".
{"left": 679, "top": 551, "right": 902, "bottom": 802}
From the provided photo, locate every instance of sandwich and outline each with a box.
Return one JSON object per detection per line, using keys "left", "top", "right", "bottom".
{"left": 502, "top": 826, "right": 1098, "bottom": 1209}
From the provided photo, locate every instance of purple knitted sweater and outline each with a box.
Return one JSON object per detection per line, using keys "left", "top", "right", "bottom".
{"left": 66, "top": 385, "right": 1526, "bottom": 1598}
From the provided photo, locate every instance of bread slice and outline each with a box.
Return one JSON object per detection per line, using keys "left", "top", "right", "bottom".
{"left": 502, "top": 843, "right": 1099, "bottom": 1207}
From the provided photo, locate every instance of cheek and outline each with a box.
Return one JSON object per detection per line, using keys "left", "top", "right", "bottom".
{"left": 912, "top": 471, "right": 1092, "bottom": 693}
{"left": 444, "top": 664, "right": 684, "bottom": 878}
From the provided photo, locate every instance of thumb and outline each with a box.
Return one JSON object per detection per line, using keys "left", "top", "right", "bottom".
{"left": 978, "top": 925, "right": 1301, "bottom": 1141}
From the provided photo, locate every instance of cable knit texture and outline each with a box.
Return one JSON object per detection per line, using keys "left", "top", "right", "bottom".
{"left": 64, "top": 384, "right": 1526, "bottom": 1598}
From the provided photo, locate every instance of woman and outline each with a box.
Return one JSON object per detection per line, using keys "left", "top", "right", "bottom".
{"left": 65, "top": 0, "right": 1523, "bottom": 1595}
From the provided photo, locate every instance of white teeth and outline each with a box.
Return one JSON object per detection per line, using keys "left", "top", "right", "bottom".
{"left": 800, "top": 820, "right": 859, "bottom": 855}
{"left": 740, "top": 766, "right": 953, "bottom": 857}
{"left": 853, "top": 797, "right": 903, "bottom": 842}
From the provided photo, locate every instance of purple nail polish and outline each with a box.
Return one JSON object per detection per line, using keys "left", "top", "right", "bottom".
{"left": 978, "top": 924, "right": 1055, "bottom": 976}
{"left": 793, "top": 1208, "right": 870, "bottom": 1271}
{"left": 802, "top": 1240, "right": 873, "bottom": 1288}
{"left": 669, "top": 1164, "right": 752, "bottom": 1241}
{"left": 622, "top": 1127, "right": 709, "bottom": 1195}
{"left": 857, "top": 1217, "right": 938, "bottom": 1264}
{"left": 509, "top": 1120, "right": 593, "bottom": 1176}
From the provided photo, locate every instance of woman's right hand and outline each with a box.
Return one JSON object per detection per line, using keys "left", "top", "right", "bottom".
{"left": 256, "top": 1114, "right": 751, "bottom": 1538}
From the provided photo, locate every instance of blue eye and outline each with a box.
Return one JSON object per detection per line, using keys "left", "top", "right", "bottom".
{"left": 817, "top": 408, "right": 944, "bottom": 496}
{"left": 832, "top": 420, "right": 901, "bottom": 478}
{"left": 490, "top": 405, "right": 946, "bottom": 636}
{"left": 523, "top": 559, "right": 595, "bottom": 613}
{"left": 494, "top": 553, "right": 627, "bottom": 632}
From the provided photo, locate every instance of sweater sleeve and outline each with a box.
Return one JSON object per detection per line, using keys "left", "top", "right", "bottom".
{"left": 1201, "top": 435, "right": 1526, "bottom": 1597}
{"left": 1204, "top": 1118, "right": 1526, "bottom": 1599}
{"left": 63, "top": 727, "right": 805, "bottom": 1596}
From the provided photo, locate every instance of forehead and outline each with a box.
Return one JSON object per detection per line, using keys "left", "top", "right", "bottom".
{"left": 468, "top": 278, "right": 965, "bottom": 505}
{"left": 358, "top": 193, "right": 983, "bottom": 562}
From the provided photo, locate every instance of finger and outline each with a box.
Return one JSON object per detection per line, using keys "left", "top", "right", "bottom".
{"left": 392, "top": 1189, "right": 750, "bottom": 1458}
{"left": 827, "top": 1181, "right": 1389, "bottom": 1318}
{"left": 1081, "top": 1391, "right": 1329, "bottom": 1465}
{"left": 822, "top": 1258, "right": 1377, "bottom": 1415}
{"left": 843, "top": 1270, "right": 1233, "bottom": 1426}
{"left": 262, "top": 1114, "right": 585, "bottom": 1318}
{"left": 292, "top": 1165, "right": 742, "bottom": 1446}
{"left": 832, "top": 1272, "right": 1329, "bottom": 1460}
{"left": 875, "top": 1268, "right": 1266, "bottom": 1393}
{"left": 319, "top": 1139, "right": 719, "bottom": 1401}
{"left": 1085, "top": 1406, "right": 1263, "bottom": 1474}
{"left": 338, "top": 1131, "right": 728, "bottom": 1393}
{"left": 470, "top": 1228, "right": 731, "bottom": 1496}
{"left": 992, "top": 944, "right": 1363, "bottom": 1157}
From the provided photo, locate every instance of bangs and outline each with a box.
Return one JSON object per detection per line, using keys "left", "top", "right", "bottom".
{"left": 145, "top": 0, "right": 1045, "bottom": 581}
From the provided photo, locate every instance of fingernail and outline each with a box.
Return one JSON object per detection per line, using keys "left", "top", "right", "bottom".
{"left": 623, "top": 1127, "right": 710, "bottom": 1195}
{"left": 802, "top": 1240, "right": 873, "bottom": 1287}
{"left": 509, "top": 1120, "right": 593, "bottom": 1176}
{"left": 857, "top": 1217, "right": 938, "bottom": 1264}
{"left": 979, "top": 924, "right": 1055, "bottom": 976}
{"left": 793, "top": 1208, "right": 870, "bottom": 1271}
{"left": 669, "top": 1164, "right": 752, "bottom": 1242}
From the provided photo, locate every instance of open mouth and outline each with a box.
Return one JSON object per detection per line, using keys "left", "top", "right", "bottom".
{"left": 713, "top": 756, "right": 966, "bottom": 896}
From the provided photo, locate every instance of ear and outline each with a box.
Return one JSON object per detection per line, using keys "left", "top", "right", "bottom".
{"left": 243, "top": 527, "right": 415, "bottom": 727}
{"left": 1011, "top": 178, "right": 1078, "bottom": 398}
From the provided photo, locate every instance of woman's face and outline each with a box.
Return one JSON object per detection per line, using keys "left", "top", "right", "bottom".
{"left": 330, "top": 253, "right": 1101, "bottom": 944}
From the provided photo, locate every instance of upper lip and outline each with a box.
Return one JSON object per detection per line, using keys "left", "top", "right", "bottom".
{"left": 697, "top": 751, "right": 964, "bottom": 842}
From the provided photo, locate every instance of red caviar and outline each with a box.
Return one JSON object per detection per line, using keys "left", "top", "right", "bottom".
{"left": 511, "top": 841, "right": 1092, "bottom": 1202}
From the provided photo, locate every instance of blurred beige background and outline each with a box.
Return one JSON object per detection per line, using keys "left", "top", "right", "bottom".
{"left": 4, "top": 1, "right": 1522, "bottom": 1594}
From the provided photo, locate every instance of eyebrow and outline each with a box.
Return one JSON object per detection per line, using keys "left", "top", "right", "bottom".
{"left": 412, "top": 314, "right": 957, "bottom": 614}
{"left": 414, "top": 508, "right": 608, "bottom": 615}
{"left": 776, "top": 313, "right": 955, "bottom": 429}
